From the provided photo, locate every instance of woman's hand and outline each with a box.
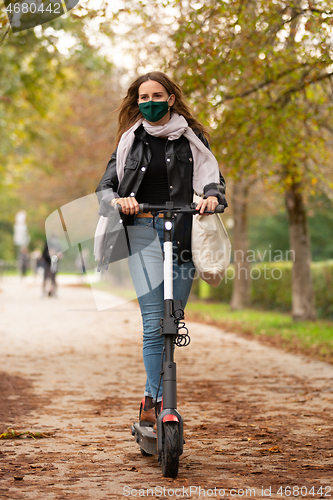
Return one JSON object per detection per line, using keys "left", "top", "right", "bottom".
{"left": 111, "top": 197, "right": 139, "bottom": 215}
{"left": 196, "top": 196, "right": 219, "bottom": 215}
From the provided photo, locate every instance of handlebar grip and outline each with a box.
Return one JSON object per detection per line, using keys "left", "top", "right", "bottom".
{"left": 114, "top": 203, "right": 150, "bottom": 213}
{"left": 138, "top": 203, "right": 150, "bottom": 213}
{"left": 215, "top": 205, "right": 225, "bottom": 213}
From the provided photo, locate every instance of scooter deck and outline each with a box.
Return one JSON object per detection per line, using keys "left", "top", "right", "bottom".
{"left": 131, "top": 422, "right": 157, "bottom": 455}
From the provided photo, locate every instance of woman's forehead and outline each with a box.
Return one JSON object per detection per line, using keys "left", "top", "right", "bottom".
{"left": 138, "top": 80, "right": 167, "bottom": 95}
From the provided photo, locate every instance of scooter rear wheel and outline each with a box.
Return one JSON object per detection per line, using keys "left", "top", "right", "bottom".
{"left": 161, "top": 422, "right": 179, "bottom": 478}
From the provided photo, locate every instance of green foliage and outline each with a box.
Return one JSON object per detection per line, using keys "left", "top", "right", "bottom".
{"left": 170, "top": 1, "right": 333, "bottom": 319}
{"left": 307, "top": 200, "right": 333, "bottom": 261}
{"left": 248, "top": 213, "right": 290, "bottom": 258}
{"left": 0, "top": 9, "right": 115, "bottom": 259}
{"left": 248, "top": 205, "right": 333, "bottom": 262}
{"left": 249, "top": 262, "right": 293, "bottom": 312}
{"left": 0, "top": 187, "right": 21, "bottom": 259}
{"left": 193, "top": 260, "right": 333, "bottom": 319}
{"left": 0, "top": 12, "right": 113, "bottom": 188}
{"left": 312, "top": 261, "right": 333, "bottom": 319}
{"left": 0, "top": 228, "right": 16, "bottom": 260}
{"left": 172, "top": 0, "right": 333, "bottom": 193}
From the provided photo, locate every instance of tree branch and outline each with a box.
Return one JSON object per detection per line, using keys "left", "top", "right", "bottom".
{"left": 0, "top": 27, "right": 9, "bottom": 47}
{"left": 222, "top": 62, "right": 311, "bottom": 101}
{"left": 272, "top": 71, "right": 333, "bottom": 107}
{"left": 299, "top": 6, "right": 333, "bottom": 16}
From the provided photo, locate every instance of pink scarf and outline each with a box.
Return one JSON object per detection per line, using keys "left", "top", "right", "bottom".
{"left": 116, "top": 113, "right": 219, "bottom": 195}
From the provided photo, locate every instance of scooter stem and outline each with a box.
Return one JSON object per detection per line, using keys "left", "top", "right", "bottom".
{"left": 162, "top": 210, "right": 177, "bottom": 410}
{"left": 163, "top": 210, "right": 173, "bottom": 303}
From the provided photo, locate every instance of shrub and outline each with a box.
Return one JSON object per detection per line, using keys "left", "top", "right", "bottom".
{"left": 194, "top": 260, "right": 333, "bottom": 320}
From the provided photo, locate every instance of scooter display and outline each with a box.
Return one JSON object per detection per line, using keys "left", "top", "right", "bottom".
{"left": 119, "top": 201, "right": 225, "bottom": 478}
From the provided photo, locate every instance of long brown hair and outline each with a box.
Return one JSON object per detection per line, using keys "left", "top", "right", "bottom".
{"left": 115, "top": 71, "right": 209, "bottom": 145}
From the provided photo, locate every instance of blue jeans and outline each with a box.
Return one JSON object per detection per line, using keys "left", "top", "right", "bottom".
{"left": 128, "top": 217, "right": 194, "bottom": 402}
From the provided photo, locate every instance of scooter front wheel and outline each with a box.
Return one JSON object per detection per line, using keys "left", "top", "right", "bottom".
{"left": 161, "top": 422, "right": 179, "bottom": 478}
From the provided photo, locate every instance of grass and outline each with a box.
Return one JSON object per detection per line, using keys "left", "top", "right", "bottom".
{"left": 185, "top": 300, "right": 333, "bottom": 364}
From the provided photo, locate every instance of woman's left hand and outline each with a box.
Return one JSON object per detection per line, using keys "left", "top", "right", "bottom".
{"left": 196, "top": 196, "right": 219, "bottom": 215}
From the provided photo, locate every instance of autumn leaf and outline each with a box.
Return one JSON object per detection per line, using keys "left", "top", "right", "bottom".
{"left": 0, "top": 428, "right": 52, "bottom": 439}
{"left": 268, "top": 446, "right": 282, "bottom": 453}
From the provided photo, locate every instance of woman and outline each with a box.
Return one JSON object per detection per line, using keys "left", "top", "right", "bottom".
{"left": 96, "top": 71, "right": 226, "bottom": 425}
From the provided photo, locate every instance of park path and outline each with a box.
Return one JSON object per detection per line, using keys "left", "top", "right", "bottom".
{"left": 0, "top": 277, "right": 333, "bottom": 499}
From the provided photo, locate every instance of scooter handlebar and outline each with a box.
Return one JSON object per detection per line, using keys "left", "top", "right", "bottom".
{"left": 114, "top": 202, "right": 225, "bottom": 214}
{"left": 213, "top": 205, "right": 225, "bottom": 213}
{"left": 138, "top": 203, "right": 225, "bottom": 214}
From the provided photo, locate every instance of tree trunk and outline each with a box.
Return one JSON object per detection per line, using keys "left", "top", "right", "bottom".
{"left": 285, "top": 183, "right": 317, "bottom": 321}
{"left": 284, "top": 4, "right": 316, "bottom": 321}
{"left": 230, "top": 178, "right": 251, "bottom": 310}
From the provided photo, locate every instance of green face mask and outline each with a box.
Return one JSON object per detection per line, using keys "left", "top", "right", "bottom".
{"left": 139, "top": 97, "right": 171, "bottom": 123}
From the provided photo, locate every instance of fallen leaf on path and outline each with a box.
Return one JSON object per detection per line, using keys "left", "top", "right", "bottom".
{"left": 0, "top": 428, "right": 52, "bottom": 440}
{"left": 268, "top": 446, "right": 282, "bottom": 453}
{"left": 121, "top": 466, "right": 139, "bottom": 472}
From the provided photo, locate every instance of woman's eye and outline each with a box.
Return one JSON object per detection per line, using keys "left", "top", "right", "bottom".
{"left": 140, "top": 94, "right": 164, "bottom": 101}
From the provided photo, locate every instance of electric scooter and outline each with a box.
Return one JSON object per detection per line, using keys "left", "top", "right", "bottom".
{"left": 125, "top": 201, "right": 225, "bottom": 478}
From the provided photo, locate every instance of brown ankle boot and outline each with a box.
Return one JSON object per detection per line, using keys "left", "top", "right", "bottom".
{"left": 140, "top": 407, "right": 157, "bottom": 424}
{"left": 140, "top": 397, "right": 156, "bottom": 425}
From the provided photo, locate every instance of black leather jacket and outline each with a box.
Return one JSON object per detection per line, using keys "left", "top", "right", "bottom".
{"left": 96, "top": 124, "right": 227, "bottom": 264}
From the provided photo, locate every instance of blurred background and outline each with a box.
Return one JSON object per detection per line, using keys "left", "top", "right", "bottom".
{"left": 1, "top": 0, "right": 333, "bottom": 326}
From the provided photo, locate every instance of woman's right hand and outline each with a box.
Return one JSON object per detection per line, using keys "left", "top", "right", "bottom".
{"left": 111, "top": 197, "right": 139, "bottom": 215}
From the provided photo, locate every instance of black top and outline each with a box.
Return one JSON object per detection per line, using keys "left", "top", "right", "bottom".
{"left": 135, "top": 134, "right": 170, "bottom": 204}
